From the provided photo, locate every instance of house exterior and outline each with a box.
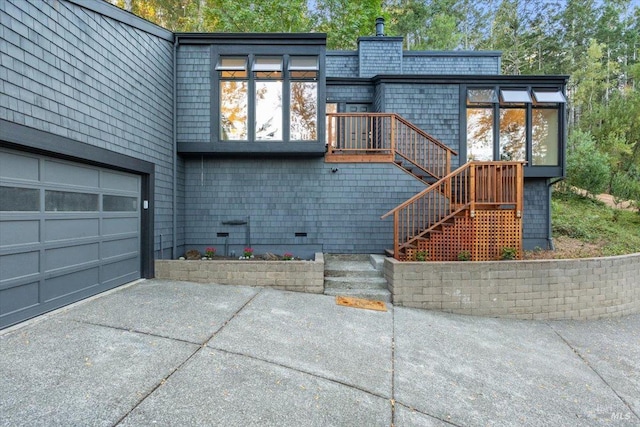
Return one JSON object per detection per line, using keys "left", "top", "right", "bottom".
{"left": 0, "top": 0, "right": 568, "bottom": 328}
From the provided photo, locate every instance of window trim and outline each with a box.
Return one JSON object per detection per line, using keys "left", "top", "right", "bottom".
{"left": 463, "top": 84, "right": 566, "bottom": 176}
{"left": 211, "top": 44, "right": 326, "bottom": 154}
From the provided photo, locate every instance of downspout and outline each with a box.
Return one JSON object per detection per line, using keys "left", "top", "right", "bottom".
{"left": 546, "top": 177, "right": 564, "bottom": 250}
{"left": 172, "top": 35, "right": 178, "bottom": 259}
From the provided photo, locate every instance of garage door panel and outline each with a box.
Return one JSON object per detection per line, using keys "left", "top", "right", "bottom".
{"left": 0, "top": 252, "right": 40, "bottom": 282}
{"left": 102, "top": 257, "right": 139, "bottom": 284}
{"left": 0, "top": 148, "right": 143, "bottom": 329}
{"left": 42, "top": 268, "right": 100, "bottom": 303}
{"left": 0, "top": 282, "right": 39, "bottom": 317}
{"left": 0, "top": 151, "right": 39, "bottom": 181}
{"left": 103, "top": 237, "right": 139, "bottom": 259}
{"left": 45, "top": 243, "right": 100, "bottom": 272}
{"left": 0, "top": 220, "right": 40, "bottom": 246}
{"left": 103, "top": 217, "right": 138, "bottom": 235}
{"left": 102, "top": 170, "right": 139, "bottom": 192}
{"left": 44, "top": 160, "right": 100, "bottom": 187}
{"left": 45, "top": 218, "right": 99, "bottom": 242}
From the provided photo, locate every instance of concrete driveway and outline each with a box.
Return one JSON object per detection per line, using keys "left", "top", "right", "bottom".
{"left": 1, "top": 279, "right": 638, "bottom": 426}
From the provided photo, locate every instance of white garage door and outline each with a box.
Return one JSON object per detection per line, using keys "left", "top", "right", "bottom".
{"left": 0, "top": 148, "right": 141, "bottom": 328}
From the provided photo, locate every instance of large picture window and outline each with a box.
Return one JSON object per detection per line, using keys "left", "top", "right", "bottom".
{"left": 216, "top": 54, "right": 319, "bottom": 143}
{"left": 466, "top": 87, "right": 564, "bottom": 168}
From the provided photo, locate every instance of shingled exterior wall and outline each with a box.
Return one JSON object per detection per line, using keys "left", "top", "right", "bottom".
{"left": 385, "top": 253, "right": 640, "bottom": 320}
{"left": 181, "top": 159, "right": 425, "bottom": 258}
{"left": 0, "top": 0, "right": 176, "bottom": 255}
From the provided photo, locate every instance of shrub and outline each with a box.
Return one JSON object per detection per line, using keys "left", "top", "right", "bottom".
{"left": 499, "top": 247, "right": 517, "bottom": 260}
{"left": 566, "top": 130, "right": 611, "bottom": 197}
{"left": 457, "top": 250, "right": 471, "bottom": 261}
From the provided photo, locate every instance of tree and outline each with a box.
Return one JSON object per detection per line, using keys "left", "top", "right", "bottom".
{"left": 312, "top": 0, "right": 382, "bottom": 49}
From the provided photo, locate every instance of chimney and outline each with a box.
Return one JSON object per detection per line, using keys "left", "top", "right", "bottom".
{"left": 375, "top": 17, "right": 385, "bottom": 37}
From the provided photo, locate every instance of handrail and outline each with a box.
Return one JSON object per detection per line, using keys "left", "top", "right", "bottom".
{"left": 381, "top": 162, "right": 524, "bottom": 259}
{"left": 327, "top": 113, "right": 457, "bottom": 179}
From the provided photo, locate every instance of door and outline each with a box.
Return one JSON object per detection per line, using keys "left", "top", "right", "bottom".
{"left": 0, "top": 148, "right": 142, "bottom": 328}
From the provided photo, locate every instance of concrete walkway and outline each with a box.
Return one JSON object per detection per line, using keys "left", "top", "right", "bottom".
{"left": 1, "top": 279, "right": 638, "bottom": 426}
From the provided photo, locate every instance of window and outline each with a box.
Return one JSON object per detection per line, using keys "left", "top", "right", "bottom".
{"left": 254, "top": 57, "right": 283, "bottom": 140}
{"left": 0, "top": 186, "right": 39, "bottom": 211}
{"left": 45, "top": 190, "right": 98, "bottom": 212}
{"left": 216, "top": 55, "right": 319, "bottom": 143}
{"left": 466, "top": 87, "right": 564, "bottom": 167}
{"left": 290, "top": 57, "right": 318, "bottom": 141}
{"left": 217, "top": 57, "right": 248, "bottom": 140}
{"left": 103, "top": 195, "right": 138, "bottom": 212}
{"left": 466, "top": 89, "right": 495, "bottom": 161}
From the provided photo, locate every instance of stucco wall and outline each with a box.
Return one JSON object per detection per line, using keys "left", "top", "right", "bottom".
{"left": 385, "top": 253, "right": 640, "bottom": 320}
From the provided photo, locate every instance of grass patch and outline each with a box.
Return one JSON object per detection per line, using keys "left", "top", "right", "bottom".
{"left": 552, "top": 191, "right": 640, "bottom": 256}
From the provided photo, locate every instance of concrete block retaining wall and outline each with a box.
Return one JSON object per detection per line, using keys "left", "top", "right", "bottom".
{"left": 155, "top": 253, "right": 324, "bottom": 294}
{"left": 385, "top": 253, "right": 640, "bottom": 320}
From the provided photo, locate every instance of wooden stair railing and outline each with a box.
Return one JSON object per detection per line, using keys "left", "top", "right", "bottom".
{"left": 381, "top": 162, "right": 524, "bottom": 261}
{"left": 326, "top": 113, "right": 457, "bottom": 180}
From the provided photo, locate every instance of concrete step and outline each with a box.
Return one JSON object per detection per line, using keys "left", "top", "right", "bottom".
{"left": 323, "top": 253, "right": 391, "bottom": 303}
{"left": 324, "top": 287, "right": 391, "bottom": 303}
{"left": 324, "top": 276, "right": 389, "bottom": 290}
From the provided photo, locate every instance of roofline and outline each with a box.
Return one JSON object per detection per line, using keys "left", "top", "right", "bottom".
{"left": 175, "top": 33, "right": 327, "bottom": 45}
{"left": 370, "top": 74, "right": 570, "bottom": 84}
{"left": 402, "top": 51, "right": 502, "bottom": 58}
{"left": 66, "top": 0, "right": 173, "bottom": 41}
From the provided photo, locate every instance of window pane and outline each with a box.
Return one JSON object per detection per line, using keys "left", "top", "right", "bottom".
{"left": 0, "top": 186, "right": 39, "bottom": 211}
{"left": 45, "top": 190, "right": 98, "bottom": 212}
{"left": 216, "top": 56, "right": 247, "bottom": 70}
{"left": 500, "top": 89, "right": 532, "bottom": 104}
{"left": 220, "top": 81, "right": 248, "bottom": 140}
{"left": 290, "top": 82, "right": 317, "bottom": 140}
{"left": 255, "top": 81, "right": 282, "bottom": 140}
{"left": 289, "top": 56, "right": 319, "bottom": 70}
{"left": 533, "top": 90, "right": 566, "bottom": 104}
{"left": 499, "top": 108, "right": 526, "bottom": 161}
{"left": 467, "top": 88, "right": 497, "bottom": 104}
{"left": 253, "top": 57, "right": 282, "bottom": 72}
{"left": 103, "top": 195, "right": 138, "bottom": 212}
{"left": 466, "top": 108, "right": 494, "bottom": 161}
{"left": 532, "top": 109, "right": 559, "bottom": 165}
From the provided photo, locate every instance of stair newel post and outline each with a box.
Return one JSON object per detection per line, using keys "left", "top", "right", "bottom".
{"left": 394, "top": 211, "right": 400, "bottom": 261}
{"left": 445, "top": 151, "right": 451, "bottom": 177}
{"left": 328, "top": 114, "right": 334, "bottom": 155}
{"left": 469, "top": 164, "right": 476, "bottom": 218}
{"left": 516, "top": 162, "right": 523, "bottom": 219}
{"left": 390, "top": 114, "right": 396, "bottom": 156}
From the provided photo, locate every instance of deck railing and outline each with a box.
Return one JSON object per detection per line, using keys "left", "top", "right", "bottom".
{"left": 381, "top": 162, "right": 524, "bottom": 260}
{"left": 326, "top": 113, "right": 456, "bottom": 179}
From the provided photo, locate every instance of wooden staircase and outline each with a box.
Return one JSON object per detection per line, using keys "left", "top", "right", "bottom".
{"left": 326, "top": 113, "right": 524, "bottom": 262}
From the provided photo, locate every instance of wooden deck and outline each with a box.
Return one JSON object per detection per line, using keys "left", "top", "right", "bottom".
{"left": 327, "top": 113, "right": 524, "bottom": 261}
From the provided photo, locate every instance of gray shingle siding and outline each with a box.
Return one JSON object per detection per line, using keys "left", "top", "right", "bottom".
{"left": 326, "top": 85, "right": 374, "bottom": 104}
{"left": 402, "top": 54, "right": 500, "bottom": 75}
{"left": 326, "top": 53, "right": 358, "bottom": 78}
{"left": 523, "top": 179, "right": 551, "bottom": 249}
{"left": 383, "top": 83, "right": 461, "bottom": 169}
{"left": 176, "top": 45, "right": 210, "bottom": 143}
{"left": 0, "top": 0, "right": 175, "bottom": 254}
{"left": 182, "top": 159, "right": 425, "bottom": 257}
{"left": 358, "top": 37, "right": 403, "bottom": 78}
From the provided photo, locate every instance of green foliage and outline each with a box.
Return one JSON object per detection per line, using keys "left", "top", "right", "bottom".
{"left": 566, "top": 130, "right": 612, "bottom": 197}
{"left": 415, "top": 250, "right": 428, "bottom": 261}
{"left": 499, "top": 247, "right": 517, "bottom": 260}
{"left": 552, "top": 190, "right": 640, "bottom": 255}
{"left": 610, "top": 170, "right": 640, "bottom": 208}
{"left": 457, "top": 250, "right": 471, "bottom": 261}
{"left": 313, "top": 0, "right": 382, "bottom": 49}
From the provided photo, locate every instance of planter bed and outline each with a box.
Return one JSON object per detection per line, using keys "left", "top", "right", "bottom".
{"left": 155, "top": 253, "right": 324, "bottom": 294}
